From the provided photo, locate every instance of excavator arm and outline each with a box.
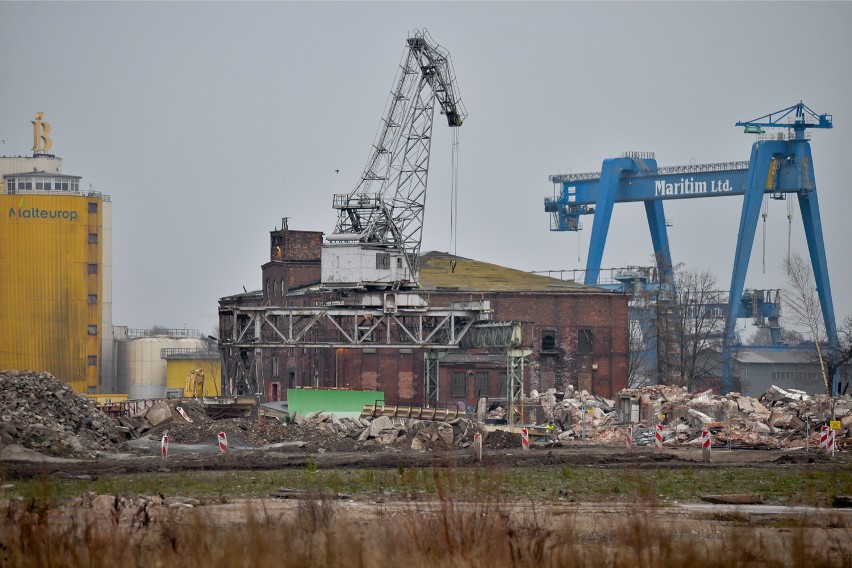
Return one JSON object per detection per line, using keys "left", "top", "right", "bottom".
{"left": 184, "top": 369, "right": 205, "bottom": 397}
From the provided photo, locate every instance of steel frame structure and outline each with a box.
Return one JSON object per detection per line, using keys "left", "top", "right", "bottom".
{"left": 544, "top": 103, "right": 836, "bottom": 393}
{"left": 221, "top": 303, "right": 491, "bottom": 350}
{"left": 218, "top": 302, "right": 531, "bottom": 399}
{"left": 507, "top": 348, "right": 533, "bottom": 426}
{"left": 219, "top": 302, "right": 532, "bottom": 405}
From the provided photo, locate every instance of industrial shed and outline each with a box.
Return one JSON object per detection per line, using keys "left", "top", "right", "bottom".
{"left": 219, "top": 226, "right": 628, "bottom": 408}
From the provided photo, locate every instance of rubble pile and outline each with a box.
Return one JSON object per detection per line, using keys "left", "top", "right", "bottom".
{"left": 134, "top": 400, "right": 486, "bottom": 453}
{"left": 354, "top": 414, "right": 483, "bottom": 451}
{"left": 481, "top": 429, "right": 522, "bottom": 450}
{"left": 3, "top": 368, "right": 849, "bottom": 460}
{"left": 141, "top": 403, "right": 345, "bottom": 451}
{"left": 526, "top": 383, "right": 851, "bottom": 449}
{"left": 0, "top": 370, "right": 130, "bottom": 457}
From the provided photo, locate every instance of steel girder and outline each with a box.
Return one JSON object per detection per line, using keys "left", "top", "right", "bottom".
{"left": 423, "top": 351, "right": 443, "bottom": 408}
{"left": 220, "top": 304, "right": 490, "bottom": 350}
{"left": 507, "top": 348, "right": 533, "bottom": 426}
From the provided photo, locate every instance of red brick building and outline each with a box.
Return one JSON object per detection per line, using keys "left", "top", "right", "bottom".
{"left": 219, "top": 226, "right": 628, "bottom": 407}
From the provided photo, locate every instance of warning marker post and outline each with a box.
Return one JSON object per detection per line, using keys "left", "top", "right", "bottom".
{"left": 827, "top": 428, "right": 835, "bottom": 457}
{"left": 521, "top": 428, "right": 530, "bottom": 451}
{"left": 626, "top": 426, "right": 634, "bottom": 452}
{"left": 654, "top": 423, "right": 664, "bottom": 451}
{"left": 819, "top": 425, "right": 829, "bottom": 452}
{"left": 473, "top": 432, "right": 482, "bottom": 462}
{"left": 160, "top": 432, "right": 169, "bottom": 467}
{"left": 701, "top": 429, "right": 711, "bottom": 463}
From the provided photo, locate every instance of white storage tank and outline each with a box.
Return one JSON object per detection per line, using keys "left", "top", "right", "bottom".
{"left": 116, "top": 329, "right": 207, "bottom": 399}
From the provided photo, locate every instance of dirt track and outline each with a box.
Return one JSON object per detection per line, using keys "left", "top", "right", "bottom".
{"left": 0, "top": 443, "right": 842, "bottom": 480}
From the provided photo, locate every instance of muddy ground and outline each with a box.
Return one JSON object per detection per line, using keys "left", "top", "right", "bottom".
{"left": 3, "top": 443, "right": 850, "bottom": 566}
{"left": 0, "top": 442, "right": 843, "bottom": 480}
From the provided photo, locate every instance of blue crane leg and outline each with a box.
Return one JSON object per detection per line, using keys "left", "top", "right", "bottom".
{"left": 722, "top": 142, "right": 780, "bottom": 392}
{"left": 796, "top": 152, "right": 839, "bottom": 393}
{"left": 769, "top": 326, "right": 783, "bottom": 346}
{"left": 645, "top": 200, "right": 674, "bottom": 288}
{"left": 584, "top": 158, "right": 634, "bottom": 285}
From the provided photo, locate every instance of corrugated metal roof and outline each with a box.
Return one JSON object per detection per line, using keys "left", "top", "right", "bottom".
{"left": 420, "top": 251, "right": 602, "bottom": 293}
{"left": 735, "top": 348, "right": 813, "bottom": 365}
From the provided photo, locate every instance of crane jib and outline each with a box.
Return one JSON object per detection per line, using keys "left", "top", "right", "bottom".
{"left": 322, "top": 29, "right": 467, "bottom": 291}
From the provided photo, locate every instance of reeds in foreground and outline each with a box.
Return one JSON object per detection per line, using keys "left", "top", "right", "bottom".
{"left": 0, "top": 478, "right": 849, "bottom": 568}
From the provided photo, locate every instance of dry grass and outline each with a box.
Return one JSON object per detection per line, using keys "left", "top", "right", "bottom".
{"left": 1, "top": 473, "right": 850, "bottom": 568}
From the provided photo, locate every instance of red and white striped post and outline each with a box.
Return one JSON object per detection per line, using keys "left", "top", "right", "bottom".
{"left": 521, "top": 428, "right": 530, "bottom": 451}
{"left": 819, "top": 425, "right": 829, "bottom": 452}
{"left": 473, "top": 432, "right": 482, "bottom": 462}
{"left": 701, "top": 429, "right": 711, "bottom": 463}
{"left": 218, "top": 431, "right": 229, "bottom": 454}
{"left": 626, "top": 426, "right": 634, "bottom": 451}
{"left": 827, "top": 428, "right": 835, "bottom": 457}
{"left": 654, "top": 423, "right": 664, "bottom": 451}
{"left": 160, "top": 432, "right": 169, "bottom": 466}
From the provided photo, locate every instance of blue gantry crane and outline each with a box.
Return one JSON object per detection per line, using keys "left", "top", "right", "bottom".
{"left": 544, "top": 102, "right": 837, "bottom": 393}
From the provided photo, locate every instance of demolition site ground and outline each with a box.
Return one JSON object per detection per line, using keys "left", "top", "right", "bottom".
{"left": 1, "top": 371, "right": 851, "bottom": 566}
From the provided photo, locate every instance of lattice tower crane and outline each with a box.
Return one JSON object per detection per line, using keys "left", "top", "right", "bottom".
{"left": 321, "top": 29, "right": 466, "bottom": 293}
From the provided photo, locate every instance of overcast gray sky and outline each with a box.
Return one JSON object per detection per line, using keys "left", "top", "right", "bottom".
{"left": 2, "top": 1, "right": 850, "bottom": 337}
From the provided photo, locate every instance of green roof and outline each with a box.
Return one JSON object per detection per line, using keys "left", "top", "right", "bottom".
{"left": 419, "top": 251, "right": 598, "bottom": 293}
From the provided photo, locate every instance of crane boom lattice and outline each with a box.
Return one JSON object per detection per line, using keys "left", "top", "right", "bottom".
{"left": 323, "top": 29, "right": 466, "bottom": 291}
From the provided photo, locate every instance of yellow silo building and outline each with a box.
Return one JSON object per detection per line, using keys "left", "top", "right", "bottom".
{"left": 0, "top": 114, "right": 114, "bottom": 394}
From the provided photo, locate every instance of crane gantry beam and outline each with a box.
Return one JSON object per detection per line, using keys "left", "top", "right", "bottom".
{"left": 544, "top": 103, "right": 837, "bottom": 393}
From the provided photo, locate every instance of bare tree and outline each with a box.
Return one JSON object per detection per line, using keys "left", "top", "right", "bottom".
{"left": 746, "top": 326, "right": 805, "bottom": 346}
{"left": 626, "top": 271, "right": 663, "bottom": 388}
{"left": 657, "top": 267, "right": 726, "bottom": 391}
{"left": 627, "top": 305, "right": 652, "bottom": 388}
{"left": 783, "top": 253, "right": 852, "bottom": 396}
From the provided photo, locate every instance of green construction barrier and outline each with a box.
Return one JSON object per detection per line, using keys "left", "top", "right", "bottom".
{"left": 286, "top": 388, "right": 385, "bottom": 419}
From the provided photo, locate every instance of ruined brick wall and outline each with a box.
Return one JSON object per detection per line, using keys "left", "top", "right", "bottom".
{"left": 262, "top": 229, "right": 323, "bottom": 302}
{"left": 424, "top": 291, "right": 629, "bottom": 399}
{"left": 339, "top": 349, "right": 420, "bottom": 404}
{"left": 259, "top": 347, "right": 423, "bottom": 405}
{"left": 269, "top": 229, "right": 323, "bottom": 262}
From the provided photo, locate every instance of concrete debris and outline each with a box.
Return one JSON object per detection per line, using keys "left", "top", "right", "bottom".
{"left": 139, "top": 399, "right": 489, "bottom": 454}
{"left": 520, "top": 383, "right": 851, "bottom": 450}
{"left": 144, "top": 401, "right": 174, "bottom": 428}
{"left": 770, "top": 414, "right": 806, "bottom": 431}
{"left": 687, "top": 408, "right": 716, "bottom": 425}
{"left": 0, "top": 370, "right": 132, "bottom": 458}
